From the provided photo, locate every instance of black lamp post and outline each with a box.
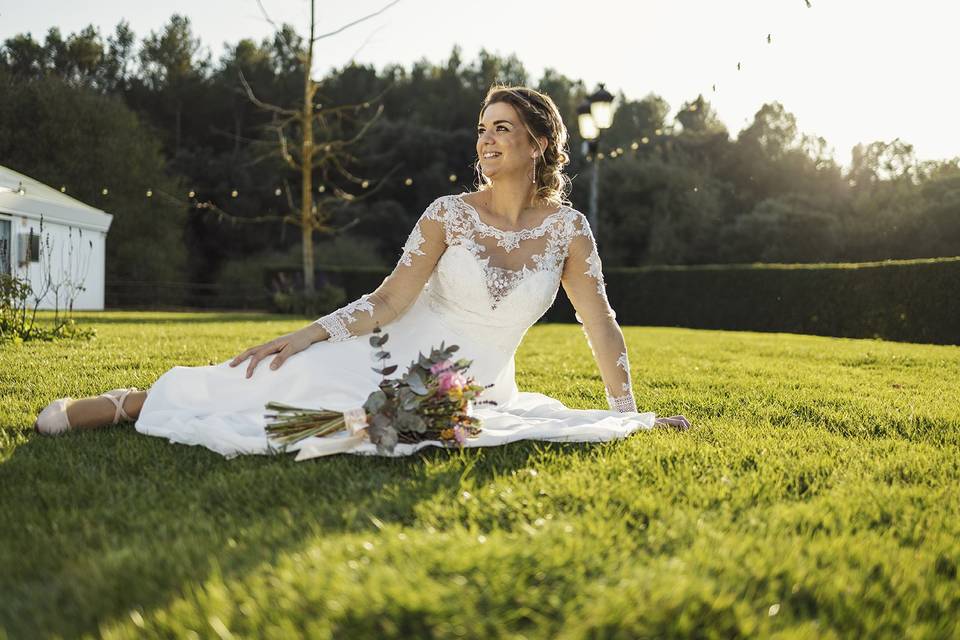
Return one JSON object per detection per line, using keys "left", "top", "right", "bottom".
{"left": 577, "top": 83, "right": 615, "bottom": 238}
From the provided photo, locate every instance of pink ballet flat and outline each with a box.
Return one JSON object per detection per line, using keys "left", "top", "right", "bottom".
{"left": 34, "top": 397, "right": 73, "bottom": 435}
{"left": 34, "top": 388, "right": 141, "bottom": 435}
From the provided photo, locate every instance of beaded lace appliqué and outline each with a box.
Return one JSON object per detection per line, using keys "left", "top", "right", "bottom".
{"left": 606, "top": 350, "right": 636, "bottom": 412}
{"left": 445, "top": 194, "right": 572, "bottom": 308}
{"left": 398, "top": 198, "right": 446, "bottom": 267}
{"left": 314, "top": 294, "right": 375, "bottom": 342}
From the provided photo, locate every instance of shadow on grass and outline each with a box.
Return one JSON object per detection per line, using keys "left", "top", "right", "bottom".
{"left": 0, "top": 427, "right": 591, "bottom": 638}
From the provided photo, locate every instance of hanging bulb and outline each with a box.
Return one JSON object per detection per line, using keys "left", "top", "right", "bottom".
{"left": 274, "top": 188, "right": 282, "bottom": 196}
{"left": 448, "top": 174, "right": 457, "bottom": 182}
{"left": 188, "top": 190, "right": 196, "bottom": 198}
{"left": 101, "top": 188, "right": 109, "bottom": 196}
{"left": 404, "top": 178, "right": 413, "bottom": 186}
{"left": 231, "top": 189, "right": 238, "bottom": 198}
{"left": 146, "top": 189, "right": 153, "bottom": 197}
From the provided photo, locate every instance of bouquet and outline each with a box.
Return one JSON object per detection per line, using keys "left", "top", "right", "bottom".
{"left": 265, "top": 326, "right": 495, "bottom": 459}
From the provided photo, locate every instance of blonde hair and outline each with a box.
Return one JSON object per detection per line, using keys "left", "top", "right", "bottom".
{"left": 474, "top": 84, "right": 572, "bottom": 208}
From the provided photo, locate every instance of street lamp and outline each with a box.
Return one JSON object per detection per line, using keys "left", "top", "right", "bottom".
{"left": 577, "top": 83, "right": 615, "bottom": 237}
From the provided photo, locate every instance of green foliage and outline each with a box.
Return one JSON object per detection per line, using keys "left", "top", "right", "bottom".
{"left": 270, "top": 283, "right": 346, "bottom": 318}
{"left": 3, "top": 19, "right": 960, "bottom": 288}
{"left": 1, "top": 313, "right": 959, "bottom": 637}
{"left": 0, "top": 67, "right": 188, "bottom": 286}
{"left": 594, "top": 257, "right": 960, "bottom": 345}
{"left": 0, "top": 273, "right": 95, "bottom": 343}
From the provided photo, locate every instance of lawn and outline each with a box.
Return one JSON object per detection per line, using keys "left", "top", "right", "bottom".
{"left": 1, "top": 311, "right": 958, "bottom": 639}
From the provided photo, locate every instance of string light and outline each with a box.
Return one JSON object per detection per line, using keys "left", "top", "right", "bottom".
{"left": 146, "top": 189, "right": 153, "bottom": 197}
{"left": 274, "top": 187, "right": 282, "bottom": 196}
{"left": 361, "top": 180, "right": 370, "bottom": 189}
{"left": 188, "top": 190, "right": 196, "bottom": 198}
{"left": 641, "top": 136, "right": 650, "bottom": 144}
{"left": 231, "top": 189, "right": 238, "bottom": 198}
{"left": 60, "top": 185, "right": 66, "bottom": 192}
{"left": 101, "top": 188, "right": 109, "bottom": 196}
{"left": 318, "top": 185, "right": 326, "bottom": 193}
{"left": 448, "top": 174, "right": 457, "bottom": 182}
{"left": 630, "top": 141, "right": 639, "bottom": 150}
{"left": 404, "top": 178, "right": 413, "bottom": 186}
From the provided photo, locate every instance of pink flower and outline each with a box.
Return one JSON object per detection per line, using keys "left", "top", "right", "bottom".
{"left": 453, "top": 425, "right": 467, "bottom": 446}
{"left": 437, "top": 369, "right": 468, "bottom": 394}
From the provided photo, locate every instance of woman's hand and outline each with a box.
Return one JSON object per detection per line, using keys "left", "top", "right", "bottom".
{"left": 229, "top": 327, "right": 317, "bottom": 378}
{"left": 654, "top": 415, "right": 692, "bottom": 430}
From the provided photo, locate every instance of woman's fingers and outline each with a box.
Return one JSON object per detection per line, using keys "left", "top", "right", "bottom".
{"left": 230, "top": 346, "right": 259, "bottom": 367}
{"left": 655, "top": 415, "right": 692, "bottom": 430}
{"left": 269, "top": 343, "right": 291, "bottom": 370}
{"left": 246, "top": 342, "right": 282, "bottom": 378}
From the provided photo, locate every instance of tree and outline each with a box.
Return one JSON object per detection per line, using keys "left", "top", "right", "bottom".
{"left": 0, "top": 68, "right": 188, "bottom": 287}
{"left": 237, "top": 0, "right": 400, "bottom": 293}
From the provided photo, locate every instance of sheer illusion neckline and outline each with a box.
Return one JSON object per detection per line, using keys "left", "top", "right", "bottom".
{"left": 455, "top": 193, "right": 567, "bottom": 236}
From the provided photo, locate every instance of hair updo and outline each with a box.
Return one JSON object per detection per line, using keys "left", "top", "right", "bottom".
{"left": 475, "top": 84, "right": 572, "bottom": 208}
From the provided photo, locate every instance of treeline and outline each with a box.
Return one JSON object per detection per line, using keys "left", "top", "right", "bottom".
{"left": 1, "top": 16, "right": 959, "bottom": 292}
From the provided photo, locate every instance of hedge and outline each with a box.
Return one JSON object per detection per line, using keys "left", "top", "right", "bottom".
{"left": 300, "top": 257, "right": 960, "bottom": 346}
{"left": 109, "top": 257, "right": 960, "bottom": 345}
{"left": 544, "top": 256, "right": 960, "bottom": 345}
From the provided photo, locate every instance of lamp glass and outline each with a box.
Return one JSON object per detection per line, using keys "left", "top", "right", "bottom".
{"left": 590, "top": 100, "right": 614, "bottom": 129}
{"left": 578, "top": 113, "right": 599, "bottom": 140}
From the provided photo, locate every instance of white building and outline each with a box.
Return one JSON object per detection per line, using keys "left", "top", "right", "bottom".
{"left": 0, "top": 165, "right": 112, "bottom": 310}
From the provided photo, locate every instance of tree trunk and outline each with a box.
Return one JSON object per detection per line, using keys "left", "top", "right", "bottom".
{"left": 301, "top": 0, "right": 316, "bottom": 293}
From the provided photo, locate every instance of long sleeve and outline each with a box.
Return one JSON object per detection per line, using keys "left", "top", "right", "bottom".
{"left": 314, "top": 198, "right": 447, "bottom": 341}
{"left": 560, "top": 213, "right": 637, "bottom": 413}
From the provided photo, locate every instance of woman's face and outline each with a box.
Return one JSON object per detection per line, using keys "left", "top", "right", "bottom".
{"left": 476, "top": 101, "right": 542, "bottom": 182}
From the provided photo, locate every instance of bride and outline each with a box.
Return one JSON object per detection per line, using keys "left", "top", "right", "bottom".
{"left": 34, "top": 84, "right": 690, "bottom": 457}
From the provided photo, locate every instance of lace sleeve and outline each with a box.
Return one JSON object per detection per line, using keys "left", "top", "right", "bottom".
{"left": 560, "top": 212, "right": 637, "bottom": 413}
{"left": 313, "top": 198, "right": 447, "bottom": 341}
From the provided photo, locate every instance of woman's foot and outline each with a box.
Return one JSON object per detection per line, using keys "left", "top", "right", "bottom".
{"left": 34, "top": 390, "right": 149, "bottom": 434}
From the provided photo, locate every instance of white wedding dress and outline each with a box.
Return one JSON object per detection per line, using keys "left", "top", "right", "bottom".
{"left": 135, "top": 193, "right": 657, "bottom": 458}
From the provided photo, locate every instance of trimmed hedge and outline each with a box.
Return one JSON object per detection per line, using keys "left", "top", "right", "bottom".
{"left": 299, "top": 257, "right": 960, "bottom": 346}
{"left": 544, "top": 256, "right": 960, "bottom": 345}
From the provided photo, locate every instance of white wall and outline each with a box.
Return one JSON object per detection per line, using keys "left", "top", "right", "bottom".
{"left": 10, "top": 214, "right": 107, "bottom": 311}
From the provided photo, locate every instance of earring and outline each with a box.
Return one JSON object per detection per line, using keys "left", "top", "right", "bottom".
{"left": 531, "top": 154, "right": 537, "bottom": 184}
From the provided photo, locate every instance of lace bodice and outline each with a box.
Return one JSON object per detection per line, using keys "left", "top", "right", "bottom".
{"left": 314, "top": 194, "right": 637, "bottom": 413}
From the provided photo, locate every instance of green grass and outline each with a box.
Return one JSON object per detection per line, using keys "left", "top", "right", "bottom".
{"left": 1, "top": 311, "right": 958, "bottom": 639}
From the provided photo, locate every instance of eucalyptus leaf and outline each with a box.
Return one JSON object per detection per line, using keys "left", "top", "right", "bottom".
{"left": 363, "top": 390, "right": 387, "bottom": 413}
{"left": 407, "top": 372, "right": 428, "bottom": 395}
{"left": 381, "top": 364, "right": 398, "bottom": 376}
{"left": 374, "top": 350, "right": 391, "bottom": 360}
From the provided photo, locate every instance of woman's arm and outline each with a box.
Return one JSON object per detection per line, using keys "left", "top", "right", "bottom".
{"left": 230, "top": 198, "right": 447, "bottom": 378}
{"left": 560, "top": 213, "right": 637, "bottom": 412}
{"left": 313, "top": 196, "right": 447, "bottom": 341}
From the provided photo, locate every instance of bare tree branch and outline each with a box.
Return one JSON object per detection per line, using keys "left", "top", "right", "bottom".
{"left": 347, "top": 23, "right": 387, "bottom": 63}
{"left": 272, "top": 123, "right": 301, "bottom": 170}
{"left": 312, "top": 0, "right": 401, "bottom": 41}
{"left": 238, "top": 70, "right": 299, "bottom": 117}
{"left": 255, "top": 0, "right": 299, "bottom": 60}
{"left": 313, "top": 84, "right": 391, "bottom": 121}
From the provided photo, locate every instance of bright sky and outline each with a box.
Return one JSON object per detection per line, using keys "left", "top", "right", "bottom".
{"left": 4, "top": 0, "right": 958, "bottom": 168}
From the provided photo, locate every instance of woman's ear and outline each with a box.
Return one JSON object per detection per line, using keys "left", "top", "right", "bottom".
{"left": 532, "top": 136, "right": 548, "bottom": 158}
